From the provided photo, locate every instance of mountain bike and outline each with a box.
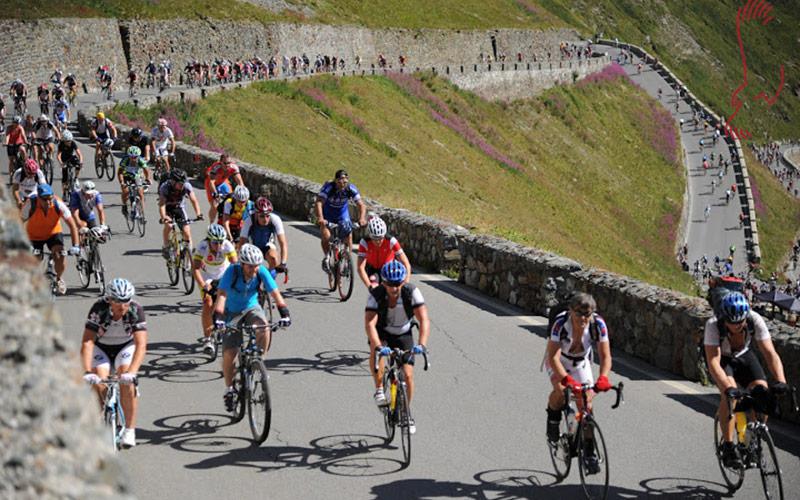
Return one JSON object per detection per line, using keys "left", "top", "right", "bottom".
{"left": 162, "top": 217, "right": 199, "bottom": 293}
{"left": 60, "top": 159, "right": 81, "bottom": 200}
{"left": 547, "top": 382, "right": 624, "bottom": 500}
{"left": 76, "top": 225, "right": 110, "bottom": 293}
{"left": 33, "top": 139, "right": 55, "bottom": 185}
{"left": 714, "top": 386, "right": 798, "bottom": 499}
{"left": 32, "top": 247, "right": 61, "bottom": 300}
{"left": 373, "top": 346, "right": 429, "bottom": 467}
{"left": 216, "top": 321, "right": 285, "bottom": 445}
{"left": 324, "top": 222, "right": 359, "bottom": 301}
{"left": 258, "top": 266, "right": 289, "bottom": 323}
{"left": 93, "top": 375, "right": 137, "bottom": 452}
{"left": 94, "top": 139, "right": 115, "bottom": 181}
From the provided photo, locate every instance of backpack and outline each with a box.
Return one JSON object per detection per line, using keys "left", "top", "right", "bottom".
{"left": 370, "top": 283, "right": 418, "bottom": 331}
{"left": 228, "top": 263, "right": 265, "bottom": 294}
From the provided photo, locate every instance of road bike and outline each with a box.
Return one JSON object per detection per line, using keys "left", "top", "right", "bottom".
{"left": 151, "top": 154, "right": 171, "bottom": 184}
{"left": 92, "top": 375, "right": 137, "bottom": 452}
{"left": 94, "top": 139, "right": 116, "bottom": 181}
{"left": 324, "top": 222, "right": 359, "bottom": 302}
{"left": 123, "top": 178, "right": 148, "bottom": 237}
{"left": 714, "top": 386, "right": 798, "bottom": 499}
{"left": 373, "top": 346, "right": 429, "bottom": 467}
{"left": 32, "top": 247, "right": 61, "bottom": 300}
{"left": 39, "top": 96, "right": 49, "bottom": 116}
{"left": 13, "top": 96, "right": 27, "bottom": 118}
{"left": 162, "top": 217, "right": 199, "bottom": 293}
{"left": 33, "top": 139, "right": 55, "bottom": 185}
{"left": 216, "top": 321, "right": 285, "bottom": 445}
{"left": 76, "top": 225, "right": 110, "bottom": 293}
{"left": 547, "top": 382, "right": 624, "bottom": 500}
{"left": 60, "top": 159, "right": 81, "bottom": 200}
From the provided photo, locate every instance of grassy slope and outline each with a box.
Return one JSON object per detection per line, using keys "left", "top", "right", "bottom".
{"left": 111, "top": 73, "right": 694, "bottom": 292}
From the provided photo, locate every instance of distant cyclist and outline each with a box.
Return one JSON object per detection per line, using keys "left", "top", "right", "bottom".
{"left": 11, "top": 158, "right": 46, "bottom": 209}
{"left": 117, "top": 146, "right": 151, "bottom": 218}
{"left": 150, "top": 118, "right": 175, "bottom": 178}
{"left": 193, "top": 224, "right": 238, "bottom": 354}
{"left": 221, "top": 185, "right": 253, "bottom": 242}
{"left": 56, "top": 130, "right": 83, "bottom": 190}
{"left": 4, "top": 116, "right": 28, "bottom": 180}
{"left": 158, "top": 168, "right": 204, "bottom": 258}
{"left": 70, "top": 180, "right": 106, "bottom": 231}
{"left": 89, "top": 112, "right": 117, "bottom": 156}
{"left": 32, "top": 114, "right": 60, "bottom": 167}
{"left": 204, "top": 153, "right": 244, "bottom": 221}
{"left": 314, "top": 169, "right": 366, "bottom": 272}
{"left": 239, "top": 196, "right": 288, "bottom": 275}
{"left": 357, "top": 215, "right": 411, "bottom": 289}
{"left": 126, "top": 127, "right": 150, "bottom": 164}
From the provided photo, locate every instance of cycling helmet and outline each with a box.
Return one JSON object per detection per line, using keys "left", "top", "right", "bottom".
{"left": 233, "top": 185, "right": 250, "bottom": 203}
{"left": 131, "top": 127, "right": 142, "bottom": 137}
{"left": 127, "top": 146, "right": 141, "bottom": 158}
{"left": 367, "top": 216, "right": 387, "bottom": 240}
{"left": 721, "top": 292, "right": 750, "bottom": 323}
{"left": 38, "top": 114, "right": 48, "bottom": 122}
{"left": 255, "top": 196, "right": 273, "bottom": 214}
{"left": 380, "top": 260, "right": 406, "bottom": 285}
{"left": 61, "top": 130, "right": 73, "bottom": 142}
{"left": 81, "top": 180, "right": 97, "bottom": 193}
{"left": 96, "top": 111, "right": 105, "bottom": 120}
{"left": 24, "top": 159, "right": 39, "bottom": 176}
{"left": 206, "top": 223, "right": 227, "bottom": 242}
{"left": 106, "top": 278, "right": 135, "bottom": 303}
{"left": 170, "top": 168, "right": 187, "bottom": 183}
{"left": 13, "top": 116, "right": 22, "bottom": 124}
{"left": 157, "top": 118, "right": 167, "bottom": 126}
{"left": 90, "top": 225, "right": 108, "bottom": 243}
{"left": 239, "top": 243, "right": 264, "bottom": 266}
{"left": 37, "top": 183, "right": 54, "bottom": 197}
{"left": 103, "top": 138, "right": 115, "bottom": 149}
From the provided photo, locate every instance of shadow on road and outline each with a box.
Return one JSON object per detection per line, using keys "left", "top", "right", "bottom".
{"left": 138, "top": 412, "right": 239, "bottom": 447}
{"left": 282, "top": 286, "right": 341, "bottom": 304}
{"left": 421, "top": 279, "right": 522, "bottom": 318}
{"left": 265, "top": 349, "right": 370, "bottom": 377}
{"left": 140, "top": 340, "right": 219, "bottom": 383}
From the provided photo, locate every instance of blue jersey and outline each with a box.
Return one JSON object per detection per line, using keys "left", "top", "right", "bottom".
{"left": 218, "top": 263, "right": 277, "bottom": 316}
{"left": 69, "top": 191, "right": 103, "bottom": 222}
{"left": 318, "top": 181, "right": 360, "bottom": 222}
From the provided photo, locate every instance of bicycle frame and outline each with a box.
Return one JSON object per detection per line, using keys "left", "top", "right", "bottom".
{"left": 32, "top": 247, "right": 61, "bottom": 298}
{"left": 98, "top": 376, "right": 137, "bottom": 451}
{"left": 562, "top": 383, "right": 623, "bottom": 449}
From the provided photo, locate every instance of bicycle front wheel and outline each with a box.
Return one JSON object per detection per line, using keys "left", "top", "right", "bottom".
{"left": 135, "top": 200, "right": 146, "bottom": 237}
{"left": 577, "top": 418, "right": 609, "bottom": 500}
{"left": 548, "top": 413, "right": 573, "bottom": 482}
{"left": 105, "top": 153, "right": 115, "bottom": 181}
{"left": 397, "top": 381, "right": 412, "bottom": 467}
{"left": 326, "top": 250, "right": 337, "bottom": 291}
{"left": 714, "top": 414, "right": 745, "bottom": 491}
{"left": 94, "top": 152, "right": 105, "bottom": 179}
{"left": 231, "top": 362, "right": 247, "bottom": 423}
{"left": 76, "top": 249, "right": 90, "bottom": 288}
{"left": 94, "top": 246, "right": 106, "bottom": 293}
{"left": 62, "top": 167, "right": 73, "bottom": 200}
{"left": 125, "top": 200, "right": 136, "bottom": 232}
{"left": 247, "top": 359, "right": 272, "bottom": 445}
{"left": 382, "top": 375, "right": 396, "bottom": 444}
{"left": 337, "top": 252, "right": 354, "bottom": 302}
{"left": 757, "top": 428, "right": 784, "bottom": 500}
{"left": 181, "top": 248, "right": 195, "bottom": 294}
{"left": 105, "top": 408, "right": 118, "bottom": 452}
{"left": 43, "top": 156, "right": 54, "bottom": 185}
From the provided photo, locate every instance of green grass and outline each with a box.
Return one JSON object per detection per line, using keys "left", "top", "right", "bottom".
{"left": 111, "top": 71, "right": 697, "bottom": 292}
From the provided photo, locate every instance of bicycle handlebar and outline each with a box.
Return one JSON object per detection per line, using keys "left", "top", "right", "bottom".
{"left": 326, "top": 221, "right": 361, "bottom": 230}
{"left": 159, "top": 217, "right": 202, "bottom": 226}
{"left": 724, "top": 385, "right": 798, "bottom": 420}
{"left": 562, "top": 381, "right": 624, "bottom": 410}
{"left": 97, "top": 375, "right": 137, "bottom": 386}
{"left": 373, "top": 346, "right": 429, "bottom": 374}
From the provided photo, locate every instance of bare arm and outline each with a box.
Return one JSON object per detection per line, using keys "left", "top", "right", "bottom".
{"left": 314, "top": 198, "right": 325, "bottom": 226}
{"left": 356, "top": 199, "right": 367, "bottom": 226}
{"left": 398, "top": 252, "right": 412, "bottom": 284}
{"left": 276, "top": 233, "right": 288, "bottom": 265}
{"left": 96, "top": 203, "right": 106, "bottom": 226}
{"left": 547, "top": 340, "right": 568, "bottom": 384}
{"left": 757, "top": 338, "right": 787, "bottom": 384}
{"left": 80, "top": 328, "right": 96, "bottom": 372}
{"left": 357, "top": 256, "right": 371, "bottom": 288}
{"left": 365, "top": 310, "right": 381, "bottom": 347}
{"left": 414, "top": 304, "right": 430, "bottom": 347}
{"left": 189, "top": 191, "right": 202, "bottom": 218}
{"left": 124, "top": 330, "right": 148, "bottom": 375}
{"left": 705, "top": 344, "right": 735, "bottom": 392}
{"left": 597, "top": 340, "right": 612, "bottom": 378}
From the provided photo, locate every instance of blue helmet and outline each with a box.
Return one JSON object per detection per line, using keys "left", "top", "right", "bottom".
{"left": 721, "top": 292, "right": 750, "bottom": 323}
{"left": 380, "top": 260, "right": 406, "bottom": 285}
{"left": 37, "top": 183, "right": 54, "bottom": 197}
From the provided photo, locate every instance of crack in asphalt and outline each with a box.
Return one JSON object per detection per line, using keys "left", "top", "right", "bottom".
{"left": 432, "top": 319, "right": 481, "bottom": 367}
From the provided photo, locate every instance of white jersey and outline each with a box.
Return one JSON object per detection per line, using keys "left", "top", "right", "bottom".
{"left": 365, "top": 286, "right": 425, "bottom": 336}
{"left": 12, "top": 168, "right": 46, "bottom": 198}
{"left": 192, "top": 238, "right": 236, "bottom": 281}
{"left": 151, "top": 126, "right": 174, "bottom": 151}
{"left": 703, "top": 310, "right": 769, "bottom": 357}
{"left": 549, "top": 313, "right": 609, "bottom": 360}
{"left": 34, "top": 121, "right": 55, "bottom": 140}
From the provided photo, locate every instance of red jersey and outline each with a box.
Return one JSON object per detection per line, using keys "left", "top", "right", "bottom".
{"left": 358, "top": 237, "right": 404, "bottom": 269}
{"left": 204, "top": 161, "right": 240, "bottom": 189}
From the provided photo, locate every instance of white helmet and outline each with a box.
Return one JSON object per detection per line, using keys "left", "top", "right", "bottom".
{"left": 233, "top": 185, "right": 250, "bottom": 202}
{"left": 103, "top": 138, "right": 115, "bottom": 149}
{"left": 81, "top": 180, "right": 97, "bottom": 193}
{"left": 61, "top": 130, "right": 73, "bottom": 141}
{"left": 106, "top": 278, "right": 135, "bottom": 302}
{"left": 367, "top": 216, "right": 387, "bottom": 239}
{"left": 238, "top": 243, "right": 263, "bottom": 266}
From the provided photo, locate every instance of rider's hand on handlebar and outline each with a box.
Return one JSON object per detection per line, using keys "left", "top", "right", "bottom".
{"left": 68, "top": 245, "right": 81, "bottom": 256}
{"left": 275, "top": 263, "right": 287, "bottom": 273}
{"left": 277, "top": 305, "right": 291, "bottom": 327}
{"left": 120, "top": 372, "right": 137, "bottom": 383}
{"left": 771, "top": 382, "right": 790, "bottom": 395}
{"left": 83, "top": 373, "right": 102, "bottom": 385}
{"left": 214, "top": 319, "right": 226, "bottom": 331}
{"left": 196, "top": 214, "right": 204, "bottom": 221}
{"left": 725, "top": 387, "right": 742, "bottom": 400}
{"left": 378, "top": 346, "right": 392, "bottom": 356}
{"left": 412, "top": 344, "right": 427, "bottom": 355}
{"left": 318, "top": 218, "right": 327, "bottom": 227}
{"left": 595, "top": 375, "right": 612, "bottom": 392}
{"left": 562, "top": 375, "right": 582, "bottom": 392}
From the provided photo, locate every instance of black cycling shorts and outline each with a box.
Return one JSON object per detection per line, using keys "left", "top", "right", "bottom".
{"left": 722, "top": 349, "right": 767, "bottom": 388}
{"left": 31, "top": 233, "right": 65, "bottom": 252}
{"left": 378, "top": 329, "right": 415, "bottom": 365}
{"left": 166, "top": 206, "right": 189, "bottom": 229}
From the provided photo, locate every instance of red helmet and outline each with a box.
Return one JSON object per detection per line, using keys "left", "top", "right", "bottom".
{"left": 255, "top": 196, "right": 273, "bottom": 215}
{"left": 24, "top": 159, "right": 39, "bottom": 176}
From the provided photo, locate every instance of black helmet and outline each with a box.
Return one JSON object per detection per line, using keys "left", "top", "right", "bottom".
{"left": 131, "top": 127, "right": 142, "bottom": 137}
{"left": 170, "top": 168, "right": 187, "bottom": 183}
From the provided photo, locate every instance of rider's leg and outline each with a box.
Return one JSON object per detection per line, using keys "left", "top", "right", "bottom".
{"left": 201, "top": 295, "right": 214, "bottom": 340}
{"left": 182, "top": 224, "right": 193, "bottom": 250}
{"left": 92, "top": 362, "right": 111, "bottom": 410}
{"left": 265, "top": 245, "right": 280, "bottom": 269}
{"left": 320, "top": 225, "right": 331, "bottom": 254}
{"left": 52, "top": 244, "right": 66, "bottom": 279}
{"left": 117, "top": 360, "right": 138, "bottom": 429}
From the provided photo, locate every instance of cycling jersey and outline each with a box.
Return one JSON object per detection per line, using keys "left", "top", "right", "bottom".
{"left": 205, "top": 161, "right": 239, "bottom": 191}
{"left": 91, "top": 118, "right": 113, "bottom": 136}
{"left": 318, "top": 181, "right": 361, "bottom": 222}
{"left": 69, "top": 191, "right": 103, "bottom": 223}
{"left": 5, "top": 125, "right": 26, "bottom": 145}
{"left": 223, "top": 199, "right": 253, "bottom": 229}
{"left": 85, "top": 299, "right": 147, "bottom": 346}
{"left": 127, "top": 134, "right": 149, "bottom": 153}
{"left": 240, "top": 212, "right": 284, "bottom": 249}
{"left": 366, "top": 285, "right": 424, "bottom": 336}
{"left": 158, "top": 180, "right": 193, "bottom": 208}
{"left": 704, "top": 311, "right": 769, "bottom": 357}
{"left": 549, "top": 313, "right": 609, "bottom": 360}
{"left": 118, "top": 156, "right": 148, "bottom": 179}
{"left": 218, "top": 263, "right": 277, "bottom": 315}
{"left": 34, "top": 121, "right": 56, "bottom": 141}
{"left": 12, "top": 168, "right": 46, "bottom": 199}
{"left": 53, "top": 100, "right": 69, "bottom": 118}
{"left": 58, "top": 141, "right": 80, "bottom": 162}
{"left": 192, "top": 238, "right": 236, "bottom": 281}
{"left": 150, "top": 126, "right": 174, "bottom": 153}
{"left": 358, "top": 237, "right": 404, "bottom": 270}
{"left": 24, "top": 195, "right": 71, "bottom": 241}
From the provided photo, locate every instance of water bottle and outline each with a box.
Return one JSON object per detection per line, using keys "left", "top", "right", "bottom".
{"left": 566, "top": 401, "right": 578, "bottom": 435}
{"left": 735, "top": 411, "right": 747, "bottom": 443}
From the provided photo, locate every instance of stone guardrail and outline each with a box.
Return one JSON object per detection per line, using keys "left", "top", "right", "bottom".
{"left": 0, "top": 191, "right": 130, "bottom": 494}
{"left": 596, "top": 39, "right": 761, "bottom": 264}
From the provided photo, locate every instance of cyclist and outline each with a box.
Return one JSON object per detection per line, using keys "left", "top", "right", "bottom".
{"left": 357, "top": 216, "right": 411, "bottom": 289}
{"left": 22, "top": 183, "right": 80, "bottom": 295}
{"left": 89, "top": 112, "right": 117, "bottom": 156}
{"left": 11, "top": 158, "right": 46, "bottom": 209}
{"left": 239, "top": 196, "right": 288, "bottom": 275}
{"left": 4, "top": 116, "right": 28, "bottom": 180}
{"left": 98, "top": 67, "right": 113, "bottom": 96}
{"left": 70, "top": 180, "right": 106, "bottom": 230}
{"left": 145, "top": 60, "right": 157, "bottom": 87}
{"left": 126, "top": 128, "right": 150, "bottom": 164}
{"left": 57, "top": 130, "right": 83, "bottom": 190}
{"left": 50, "top": 69, "right": 64, "bottom": 85}
{"left": 81, "top": 278, "right": 147, "bottom": 448}
{"left": 314, "top": 169, "right": 366, "bottom": 272}
{"left": 32, "top": 114, "right": 60, "bottom": 167}
{"left": 213, "top": 244, "right": 291, "bottom": 413}
{"left": 150, "top": 118, "right": 175, "bottom": 179}
{"left": 704, "top": 292, "right": 788, "bottom": 468}
{"left": 193, "top": 224, "right": 238, "bottom": 354}
{"left": 64, "top": 73, "right": 77, "bottom": 93}
{"left": 0, "top": 94, "right": 5, "bottom": 133}
{"left": 37, "top": 83, "right": 50, "bottom": 115}
{"left": 544, "top": 292, "right": 612, "bottom": 474}
{"left": 158, "top": 168, "right": 204, "bottom": 259}
{"left": 52, "top": 83, "right": 65, "bottom": 102}
{"left": 127, "top": 68, "right": 138, "bottom": 93}
{"left": 10, "top": 79, "right": 27, "bottom": 115}
{"left": 221, "top": 185, "right": 253, "bottom": 242}
{"left": 118, "top": 146, "right": 151, "bottom": 218}
{"left": 52, "top": 95, "right": 69, "bottom": 128}
{"left": 204, "top": 153, "right": 244, "bottom": 221}
{"left": 365, "top": 261, "right": 430, "bottom": 434}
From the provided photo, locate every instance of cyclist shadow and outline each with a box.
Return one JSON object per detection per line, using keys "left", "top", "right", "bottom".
{"left": 143, "top": 299, "right": 203, "bottom": 318}
{"left": 138, "top": 413, "right": 239, "bottom": 447}
{"left": 140, "top": 341, "right": 219, "bottom": 383}
{"left": 265, "top": 350, "right": 370, "bottom": 377}
{"left": 281, "top": 286, "right": 342, "bottom": 304}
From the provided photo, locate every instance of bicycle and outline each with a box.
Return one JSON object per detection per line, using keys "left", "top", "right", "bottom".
{"left": 714, "top": 386, "right": 798, "bottom": 499}
{"left": 128, "top": 81, "right": 137, "bottom": 98}
{"left": 324, "top": 222, "right": 359, "bottom": 301}
{"left": 94, "top": 139, "right": 116, "bottom": 181}
{"left": 67, "top": 87, "right": 77, "bottom": 107}
{"left": 258, "top": 266, "right": 289, "bottom": 323}
{"left": 32, "top": 247, "right": 61, "bottom": 300}
{"left": 94, "top": 375, "right": 137, "bottom": 452}
{"left": 162, "top": 217, "right": 199, "bottom": 293}
{"left": 33, "top": 139, "right": 55, "bottom": 185}
{"left": 373, "top": 346, "right": 429, "bottom": 467}
{"left": 547, "top": 382, "right": 624, "bottom": 500}
{"left": 151, "top": 154, "right": 172, "bottom": 183}
{"left": 76, "top": 225, "right": 110, "bottom": 293}
{"left": 60, "top": 159, "right": 81, "bottom": 200}
{"left": 215, "top": 321, "right": 285, "bottom": 445}
{"left": 123, "top": 178, "right": 148, "bottom": 237}
{"left": 13, "top": 96, "right": 26, "bottom": 118}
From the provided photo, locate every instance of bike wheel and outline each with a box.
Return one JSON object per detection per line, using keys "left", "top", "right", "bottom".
{"left": 94, "top": 152, "right": 104, "bottom": 179}
{"left": 125, "top": 200, "right": 136, "bottom": 232}
{"left": 105, "top": 409, "right": 118, "bottom": 452}
{"left": 757, "top": 428, "right": 784, "bottom": 500}
{"left": 135, "top": 201, "right": 146, "bottom": 237}
{"left": 382, "top": 374, "right": 396, "bottom": 444}
{"left": 714, "top": 414, "right": 745, "bottom": 492}
{"left": 105, "top": 153, "right": 115, "bottom": 181}
{"left": 396, "top": 381, "right": 412, "bottom": 466}
{"left": 181, "top": 248, "right": 195, "bottom": 294}
{"left": 326, "top": 250, "right": 337, "bottom": 291}
{"left": 231, "top": 362, "right": 247, "bottom": 423}
{"left": 94, "top": 246, "right": 106, "bottom": 293}
{"left": 43, "top": 156, "right": 54, "bottom": 185}
{"left": 577, "top": 418, "right": 609, "bottom": 500}
{"left": 548, "top": 413, "right": 573, "bottom": 482}
{"left": 76, "top": 250, "right": 90, "bottom": 288}
{"left": 62, "top": 168, "right": 72, "bottom": 200}
{"left": 247, "top": 359, "right": 272, "bottom": 445}
{"left": 167, "top": 244, "right": 180, "bottom": 286}
{"left": 337, "top": 252, "right": 354, "bottom": 301}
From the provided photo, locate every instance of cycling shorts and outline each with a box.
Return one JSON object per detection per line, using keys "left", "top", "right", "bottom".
{"left": 722, "top": 349, "right": 767, "bottom": 388}
{"left": 31, "top": 234, "right": 65, "bottom": 252}
{"left": 6, "top": 144, "right": 23, "bottom": 157}
{"left": 378, "top": 329, "right": 415, "bottom": 365}
{"left": 200, "top": 279, "right": 219, "bottom": 301}
{"left": 166, "top": 206, "right": 189, "bottom": 229}
{"left": 154, "top": 145, "right": 170, "bottom": 157}
{"left": 545, "top": 353, "right": 594, "bottom": 387}
{"left": 34, "top": 137, "right": 54, "bottom": 146}
{"left": 222, "top": 306, "right": 268, "bottom": 350}
{"left": 92, "top": 341, "right": 136, "bottom": 370}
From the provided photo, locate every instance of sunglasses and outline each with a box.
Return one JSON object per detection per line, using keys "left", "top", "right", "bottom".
{"left": 384, "top": 281, "right": 403, "bottom": 287}
{"left": 572, "top": 309, "right": 593, "bottom": 318}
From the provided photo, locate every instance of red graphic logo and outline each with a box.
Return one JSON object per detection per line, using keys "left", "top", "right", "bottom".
{"left": 725, "top": 0, "right": 785, "bottom": 141}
